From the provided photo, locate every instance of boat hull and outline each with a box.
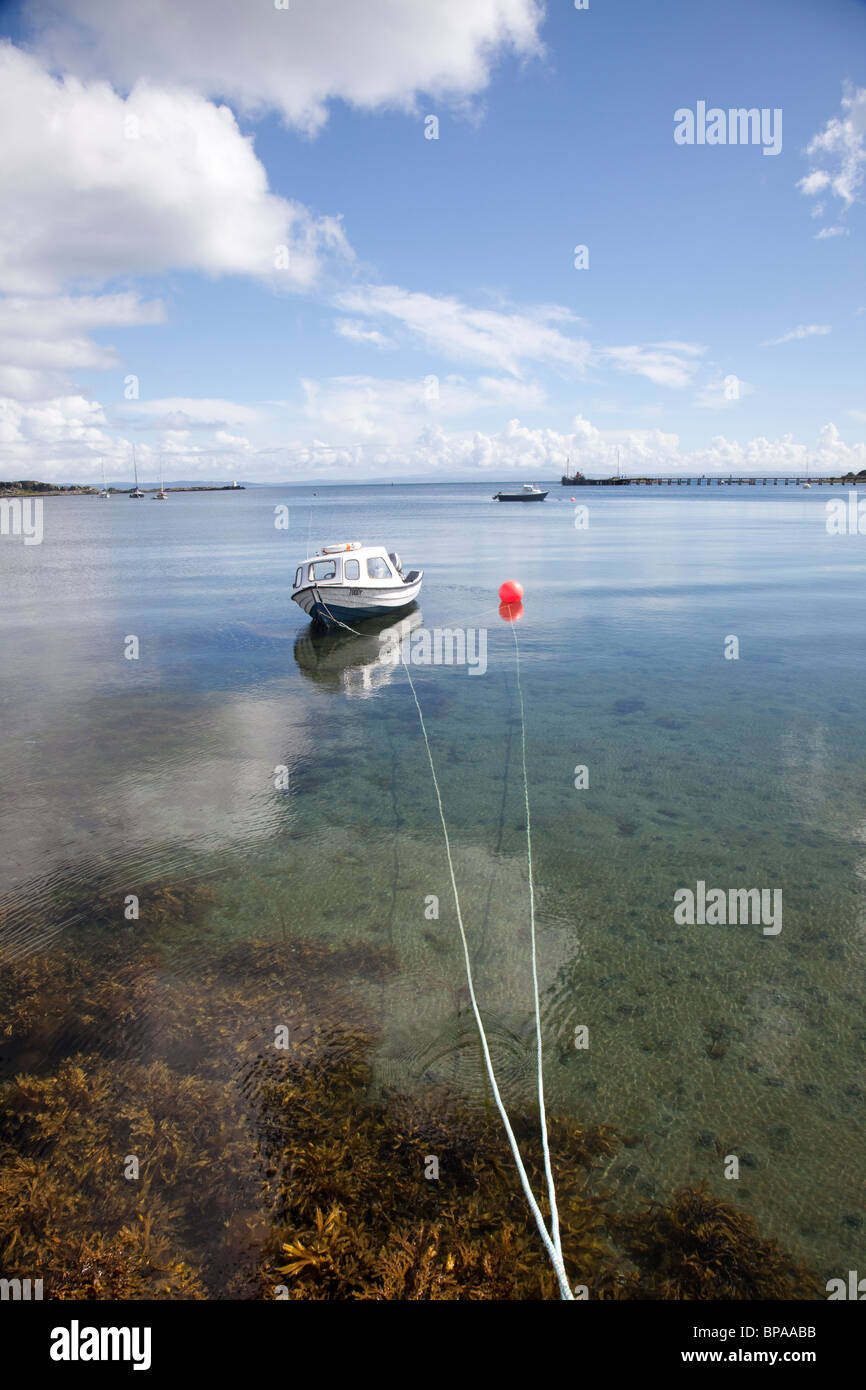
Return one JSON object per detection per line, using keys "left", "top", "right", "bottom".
{"left": 292, "top": 576, "right": 423, "bottom": 627}
{"left": 561, "top": 477, "right": 628, "bottom": 486}
{"left": 493, "top": 492, "right": 548, "bottom": 502}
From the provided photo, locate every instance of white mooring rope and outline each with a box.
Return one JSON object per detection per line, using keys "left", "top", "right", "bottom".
{"left": 399, "top": 649, "right": 573, "bottom": 1301}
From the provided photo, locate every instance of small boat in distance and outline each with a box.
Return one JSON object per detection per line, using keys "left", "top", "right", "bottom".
{"left": 129, "top": 446, "right": 144, "bottom": 499}
{"left": 493, "top": 483, "right": 548, "bottom": 502}
{"left": 98, "top": 457, "right": 110, "bottom": 499}
{"left": 292, "top": 542, "right": 422, "bottom": 627}
{"left": 155, "top": 455, "right": 167, "bottom": 500}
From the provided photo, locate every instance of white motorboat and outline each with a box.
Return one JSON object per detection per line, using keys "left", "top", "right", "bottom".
{"left": 292, "top": 542, "right": 422, "bottom": 627}
{"left": 493, "top": 482, "right": 548, "bottom": 501}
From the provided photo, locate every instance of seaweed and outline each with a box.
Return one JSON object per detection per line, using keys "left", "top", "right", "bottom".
{"left": 0, "top": 876, "right": 823, "bottom": 1300}
{"left": 612, "top": 1185, "right": 821, "bottom": 1300}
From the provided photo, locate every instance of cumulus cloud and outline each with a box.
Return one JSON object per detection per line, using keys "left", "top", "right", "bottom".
{"left": 760, "top": 324, "right": 831, "bottom": 346}
{"left": 335, "top": 285, "right": 590, "bottom": 376}
{"left": 270, "top": 416, "right": 866, "bottom": 480}
{"left": 0, "top": 394, "right": 108, "bottom": 449}
{"left": 0, "top": 42, "right": 350, "bottom": 293}
{"left": 29, "top": 0, "right": 544, "bottom": 134}
{"left": 8, "top": 392, "right": 866, "bottom": 483}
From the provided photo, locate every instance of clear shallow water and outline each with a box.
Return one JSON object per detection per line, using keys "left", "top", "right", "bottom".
{"left": 1, "top": 482, "right": 864, "bottom": 1279}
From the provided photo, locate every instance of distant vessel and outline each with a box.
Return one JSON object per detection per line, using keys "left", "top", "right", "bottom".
{"left": 155, "top": 455, "right": 167, "bottom": 500}
{"left": 98, "top": 457, "right": 110, "bottom": 499}
{"left": 493, "top": 483, "right": 548, "bottom": 502}
{"left": 292, "top": 541, "right": 422, "bottom": 626}
{"left": 129, "top": 446, "right": 144, "bottom": 499}
{"left": 561, "top": 469, "right": 627, "bottom": 486}
{"left": 561, "top": 452, "right": 627, "bottom": 486}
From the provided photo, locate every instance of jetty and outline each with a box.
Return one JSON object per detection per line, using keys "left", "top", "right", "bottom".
{"left": 561, "top": 472, "right": 866, "bottom": 488}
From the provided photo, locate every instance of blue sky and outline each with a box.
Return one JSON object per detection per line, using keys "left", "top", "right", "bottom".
{"left": 0, "top": 0, "right": 863, "bottom": 480}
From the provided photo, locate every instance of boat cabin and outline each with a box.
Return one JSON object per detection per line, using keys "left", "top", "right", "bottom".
{"left": 292, "top": 542, "right": 413, "bottom": 592}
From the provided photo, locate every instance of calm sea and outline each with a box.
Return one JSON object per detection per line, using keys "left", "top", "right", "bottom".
{"left": 1, "top": 481, "right": 864, "bottom": 1278}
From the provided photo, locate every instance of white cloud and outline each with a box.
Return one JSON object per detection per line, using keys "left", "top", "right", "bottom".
{"left": 0, "top": 291, "right": 164, "bottom": 399}
{"left": 29, "top": 0, "right": 544, "bottom": 134}
{"left": 213, "top": 430, "right": 255, "bottom": 452}
{"left": 798, "top": 84, "right": 866, "bottom": 233}
{"left": 798, "top": 170, "right": 832, "bottom": 196}
{"left": 8, "top": 398, "right": 866, "bottom": 483}
{"left": 601, "top": 342, "right": 705, "bottom": 389}
{"left": 815, "top": 226, "right": 849, "bottom": 240}
{"left": 0, "top": 394, "right": 108, "bottom": 447}
{"left": 301, "top": 373, "right": 547, "bottom": 441}
{"left": 693, "top": 377, "right": 754, "bottom": 409}
{"left": 0, "top": 42, "right": 350, "bottom": 293}
{"left": 335, "top": 285, "right": 590, "bottom": 376}
{"left": 335, "top": 320, "right": 395, "bottom": 349}
{"left": 271, "top": 417, "right": 866, "bottom": 480}
{"left": 121, "top": 398, "right": 263, "bottom": 431}
{"left": 760, "top": 323, "right": 831, "bottom": 346}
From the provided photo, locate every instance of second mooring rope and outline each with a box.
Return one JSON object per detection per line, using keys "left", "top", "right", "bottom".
{"left": 399, "top": 649, "right": 573, "bottom": 1301}
{"left": 510, "top": 618, "right": 562, "bottom": 1260}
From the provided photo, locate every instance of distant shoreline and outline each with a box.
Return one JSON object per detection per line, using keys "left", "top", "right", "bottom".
{"left": 2, "top": 475, "right": 865, "bottom": 496}
{"left": 0, "top": 483, "right": 246, "bottom": 497}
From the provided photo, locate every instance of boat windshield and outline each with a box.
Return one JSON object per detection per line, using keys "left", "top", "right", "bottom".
{"left": 309, "top": 558, "right": 339, "bottom": 582}
{"left": 366, "top": 555, "right": 392, "bottom": 579}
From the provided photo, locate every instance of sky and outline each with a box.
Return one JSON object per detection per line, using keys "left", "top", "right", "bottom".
{"left": 0, "top": 0, "right": 864, "bottom": 483}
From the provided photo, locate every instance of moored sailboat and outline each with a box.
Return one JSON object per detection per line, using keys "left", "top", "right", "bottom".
{"left": 129, "top": 446, "right": 144, "bottom": 498}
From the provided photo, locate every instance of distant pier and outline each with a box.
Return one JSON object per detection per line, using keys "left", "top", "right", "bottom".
{"left": 561, "top": 475, "right": 864, "bottom": 488}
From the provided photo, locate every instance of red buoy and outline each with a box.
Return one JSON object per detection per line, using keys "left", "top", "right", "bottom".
{"left": 498, "top": 579, "right": 524, "bottom": 605}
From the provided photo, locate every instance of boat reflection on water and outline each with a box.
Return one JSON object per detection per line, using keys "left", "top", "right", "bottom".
{"left": 293, "top": 607, "right": 422, "bottom": 698}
